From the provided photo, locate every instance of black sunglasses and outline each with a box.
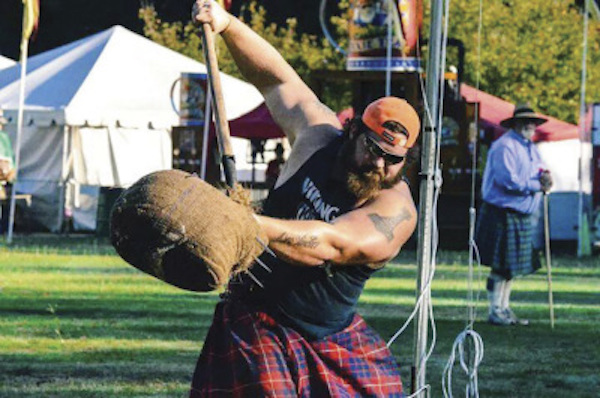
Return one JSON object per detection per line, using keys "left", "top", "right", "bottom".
{"left": 363, "top": 136, "right": 405, "bottom": 165}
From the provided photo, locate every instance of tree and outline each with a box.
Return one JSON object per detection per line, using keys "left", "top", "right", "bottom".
{"left": 139, "top": 1, "right": 350, "bottom": 111}
{"left": 140, "top": 0, "right": 600, "bottom": 123}
{"left": 445, "top": 0, "right": 600, "bottom": 124}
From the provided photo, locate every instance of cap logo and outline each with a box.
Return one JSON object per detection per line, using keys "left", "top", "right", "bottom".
{"left": 381, "top": 130, "right": 396, "bottom": 144}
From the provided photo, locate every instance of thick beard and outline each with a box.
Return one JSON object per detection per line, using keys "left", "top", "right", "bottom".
{"left": 521, "top": 128, "right": 535, "bottom": 140}
{"left": 516, "top": 125, "right": 535, "bottom": 140}
{"left": 346, "top": 169, "right": 384, "bottom": 203}
{"left": 340, "top": 135, "right": 404, "bottom": 202}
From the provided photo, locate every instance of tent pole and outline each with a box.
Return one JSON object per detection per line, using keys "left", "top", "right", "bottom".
{"left": 7, "top": 38, "right": 29, "bottom": 244}
{"left": 385, "top": 0, "right": 393, "bottom": 96}
{"left": 58, "top": 125, "right": 71, "bottom": 232}
{"left": 577, "top": 0, "right": 590, "bottom": 257}
{"left": 411, "top": 0, "right": 444, "bottom": 395}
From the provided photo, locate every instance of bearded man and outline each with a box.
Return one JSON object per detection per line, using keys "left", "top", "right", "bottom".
{"left": 476, "top": 103, "right": 553, "bottom": 327}
{"left": 190, "top": 1, "right": 421, "bottom": 396}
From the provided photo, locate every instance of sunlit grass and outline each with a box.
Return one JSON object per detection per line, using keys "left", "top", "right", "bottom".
{"left": 0, "top": 238, "right": 598, "bottom": 397}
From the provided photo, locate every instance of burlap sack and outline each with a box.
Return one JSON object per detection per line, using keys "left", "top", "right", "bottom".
{"left": 110, "top": 169, "right": 267, "bottom": 292}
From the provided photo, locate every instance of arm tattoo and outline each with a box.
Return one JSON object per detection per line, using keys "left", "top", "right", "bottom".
{"left": 368, "top": 208, "right": 412, "bottom": 242}
{"left": 273, "top": 232, "right": 320, "bottom": 248}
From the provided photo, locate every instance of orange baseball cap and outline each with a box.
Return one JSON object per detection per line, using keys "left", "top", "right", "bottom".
{"left": 362, "top": 97, "right": 420, "bottom": 148}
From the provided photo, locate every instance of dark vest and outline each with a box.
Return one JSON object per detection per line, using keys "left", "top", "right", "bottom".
{"left": 232, "top": 137, "right": 379, "bottom": 340}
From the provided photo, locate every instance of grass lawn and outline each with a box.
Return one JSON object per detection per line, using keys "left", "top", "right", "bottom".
{"left": 0, "top": 236, "right": 598, "bottom": 397}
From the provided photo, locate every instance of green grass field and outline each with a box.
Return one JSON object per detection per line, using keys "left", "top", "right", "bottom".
{"left": 0, "top": 237, "right": 598, "bottom": 397}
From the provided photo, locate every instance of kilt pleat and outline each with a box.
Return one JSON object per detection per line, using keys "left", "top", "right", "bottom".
{"left": 190, "top": 300, "right": 404, "bottom": 397}
{"left": 475, "top": 202, "right": 541, "bottom": 279}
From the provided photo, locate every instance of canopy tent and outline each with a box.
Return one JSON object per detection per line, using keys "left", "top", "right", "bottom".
{"left": 0, "top": 26, "right": 282, "bottom": 232}
{"left": 0, "top": 55, "right": 15, "bottom": 70}
{"left": 0, "top": 26, "right": 282, "bottom": 132}
{"left": 460, "top": 84, "right": 580, "bottom": 142}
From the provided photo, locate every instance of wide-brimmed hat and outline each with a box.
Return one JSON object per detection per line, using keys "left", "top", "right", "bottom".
{"left": 500, "top": 103, "right": 547, "bottom": 128}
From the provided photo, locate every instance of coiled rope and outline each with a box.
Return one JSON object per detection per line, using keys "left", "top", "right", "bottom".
{"left": 441, "top": 0, "right": 485, "bottom": 396}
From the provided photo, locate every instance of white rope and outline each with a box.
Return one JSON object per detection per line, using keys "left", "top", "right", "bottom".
{"left": 441, "top": 0, "right": 485, "bottom": 396}
{"left": 406, "top": 384, "right": 432, "bottom": 398}
{"left": 442, "top": 330, "right": 484, "bottom": 398}
{"left": 386, "top": 145, "right": 442, "bottom": 353}
{"left": 387, "top": 0, "right": 443, "bottom": 351}
{"left": 388, "top": 2, "right": 450, "bottom": 394}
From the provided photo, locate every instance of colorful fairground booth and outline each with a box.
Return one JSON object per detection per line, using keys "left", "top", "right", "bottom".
{"left": 313, "top": 0, "right": 598, "bottom": 250}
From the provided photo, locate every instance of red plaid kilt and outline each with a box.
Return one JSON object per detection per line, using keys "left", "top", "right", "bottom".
{"left": 190, "top": 300, "right": 404, "bottom": 397}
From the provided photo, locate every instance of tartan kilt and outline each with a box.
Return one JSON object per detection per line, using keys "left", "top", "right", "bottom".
{"left": 190, "top": 300, "right": 404, "bottom": 397}
{"left": 475, "top": 201, "right": 541, "bottom": 279}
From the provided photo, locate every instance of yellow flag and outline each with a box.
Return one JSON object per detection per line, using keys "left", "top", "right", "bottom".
{"left": 22, "top": 0, "right": 40, "bottom": 41}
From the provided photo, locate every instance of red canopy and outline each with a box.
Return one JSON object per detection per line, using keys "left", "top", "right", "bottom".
{"left": 460, "top": 84, "right": 579, "bottom": 142}
{"left": 227, "top": 103, "right": 285, "bottom": 140}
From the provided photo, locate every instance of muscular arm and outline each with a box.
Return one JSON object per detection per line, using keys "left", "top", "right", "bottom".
{"left": 193, "top": 1, "right": 341, "bottom": 144}
{"left": 255, "top": 187, "right": 417, "bottom": 267}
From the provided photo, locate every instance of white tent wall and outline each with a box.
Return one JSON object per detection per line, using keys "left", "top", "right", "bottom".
{"left": 73, "top": 126, "right": 171, "bottom": 187}
{"left": 106, "top": 127, "right": 172, "bottom": 187}
{"left": 70, "top": 185, "right": 100, "bottom": 231}
{"left": 4, "top": 123, "right": 66, "bottom": 231}
{"left": 536, "top": 139, "right": 593, "bottom": 241}
{"left": 69, "top": 125, "right": 172, "bottom": 231}
{"left": 537, "top": 139, "right": 593, "bottom": 193}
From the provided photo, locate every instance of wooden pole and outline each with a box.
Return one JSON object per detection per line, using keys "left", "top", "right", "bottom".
{"left": 543, "top": 192, "right": 555, "bottom": 329}
{"left": 199, "top": 23, "right": 237, "bottom": 188}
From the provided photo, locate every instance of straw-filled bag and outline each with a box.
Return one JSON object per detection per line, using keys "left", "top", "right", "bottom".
{"left": 110, "top": 170, "right": 266, "bottom": 292}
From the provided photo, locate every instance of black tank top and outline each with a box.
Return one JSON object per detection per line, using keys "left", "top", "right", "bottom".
{"left": 233, "top": 137, "right": 379, "bottom": 340}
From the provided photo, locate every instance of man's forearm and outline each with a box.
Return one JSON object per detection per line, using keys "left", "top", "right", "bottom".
{"left": 255, "top": 215, "right": 349, "bottom": 267}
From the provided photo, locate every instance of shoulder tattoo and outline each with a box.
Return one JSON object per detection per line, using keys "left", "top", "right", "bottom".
{"left": 368, "top": 208, "right": 412, "bottom": 242}
{"left": 273, "top": 232, "right": 320, "bottom": 248}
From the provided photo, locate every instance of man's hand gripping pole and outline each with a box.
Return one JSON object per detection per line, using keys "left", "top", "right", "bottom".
{"left": 197, "top": 2, "right": 274, "bottom": 282}
{"left": 198, "top": 6, "right": 237, "bottom": 187}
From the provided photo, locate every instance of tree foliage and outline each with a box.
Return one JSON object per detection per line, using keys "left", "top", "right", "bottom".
{"left": 140, "top": 0, "right": 600, "bottom": 123}
{"left": 444, "top": 0, "right": 600, "bottom": 123}
{"left": 139, "top": 1, "right": 350, "bottom": 110}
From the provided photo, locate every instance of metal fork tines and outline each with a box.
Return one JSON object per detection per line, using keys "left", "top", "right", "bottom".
{"left": 256, "top": 237, "right": 277, "bottom": 258}
{"left": 245, "top": 270, "right": 264, "bottom": 289}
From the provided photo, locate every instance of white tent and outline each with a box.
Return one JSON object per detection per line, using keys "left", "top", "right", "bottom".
{"left": 0, "top": 26, "right": 266, "bottom": 232}
{"left": 0, "top": 55, "right": 15, "bottom": 70}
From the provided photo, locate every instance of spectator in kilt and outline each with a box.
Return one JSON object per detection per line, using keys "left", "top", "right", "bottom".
{"left": 476, "top": 103, "right": 553, "bottom": 326}
{"left": 191, "top": 1, "right": 421, "bottom": 396}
